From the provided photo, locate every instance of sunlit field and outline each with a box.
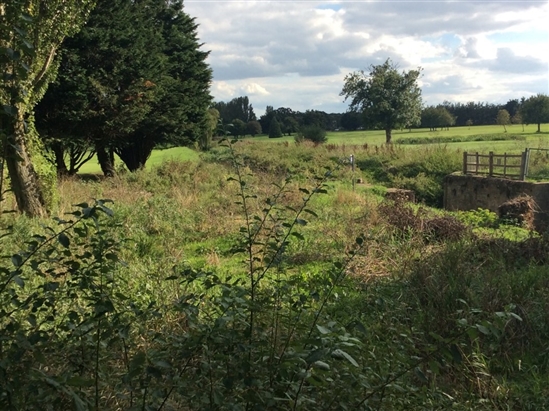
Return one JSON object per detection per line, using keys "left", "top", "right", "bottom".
{"left": 77, "top": 124, "right": 549, "bottom": 175}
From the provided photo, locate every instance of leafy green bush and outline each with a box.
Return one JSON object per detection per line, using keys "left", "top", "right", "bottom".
{"left": 404, "top": 236, "right": 549, "bottom": 408}
{"left": 455, "top": 208, "right": 499, "bottom": 228}
{"left": 525, "top": 149, "right": 549, "bottom": 181}
{"left": 296, "top": 125, "right": 328, "bottom": 144}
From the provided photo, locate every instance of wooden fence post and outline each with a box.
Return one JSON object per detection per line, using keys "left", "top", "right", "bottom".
{"left": 488, "top": 152, "right": 494, "bottom": 177}
{"left": 463, "top": 152, "right": 468, "bottom": 174}
{"left": 520, "top": 149, "right": 529, "bottom": 180}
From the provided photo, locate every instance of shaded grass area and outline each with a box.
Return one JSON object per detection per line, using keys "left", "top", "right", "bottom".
{"left": 77, "top": 146, "right": 200, "bottom": 174}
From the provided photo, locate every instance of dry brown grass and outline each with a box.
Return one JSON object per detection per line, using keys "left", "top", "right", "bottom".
{"left": 57, "top": 175, "right": 153, "bottom": 214}
{"left": 378, "top": 198, "right": 470, "bottom": 243}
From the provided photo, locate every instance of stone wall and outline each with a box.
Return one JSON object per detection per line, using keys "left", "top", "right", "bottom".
{"left": 443, "top": 174, "right": 549, "bottom": 231}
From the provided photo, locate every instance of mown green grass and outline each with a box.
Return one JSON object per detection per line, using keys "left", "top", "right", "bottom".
{"left": 253, "top": 123, "right": 547, "bottom": 146}
{"left": 76, "top": 124, "right": 549, "bottom": 174}
{"left": 77, "top": 146, "right": 200, "bottom": 174}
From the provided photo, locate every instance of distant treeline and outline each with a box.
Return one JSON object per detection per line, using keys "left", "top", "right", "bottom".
{"left": 213, "top": 96, "right": 529, "bottom": 134}
{"left": 434, "top": 99, "right": 522, "bottom": 127}
{"left": 212, "top": 97, "right": 344, "bottom": 136}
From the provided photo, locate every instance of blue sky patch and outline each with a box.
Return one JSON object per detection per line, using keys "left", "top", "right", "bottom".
{"left": 422, "top": 33, "right": 461, "bottom": 49}
{"left": 316, "top": 3, "right": 343, "bottom": 11}
{"left": 488, "top": 30, "right": 548, "bottom": 44}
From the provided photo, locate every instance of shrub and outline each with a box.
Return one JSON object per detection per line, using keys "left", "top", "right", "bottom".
{"left": 268, "top": 117, "right": 283, "bottom": 138}
{"left": 297, "top": 124, "right": 328, "bottom": 144}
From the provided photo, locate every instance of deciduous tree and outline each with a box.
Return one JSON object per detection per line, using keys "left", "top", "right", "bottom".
{"left": 340, "top": 111, "right": 362, "bottom": 131}
{"left": 297, "top": 125, "right": 327, "bottom": 144}
{"left": 422, "top": 106, "right": 455, "bottom": 131}
{"left": 496, "top": 109, "right": 510, "bottom": 132}
{"left": 1, "top": 0, "right": 94, "bottom": 215}
{"left": 341, "top": 59, "right": 422, "bottom": 143}
{"left": 198, "top": 107, "right": 219, "bottom": 151}
{"left": 213, "top": 96, "right": 256, "bottom": 124}
{"left": 521, "top": 94, "right": 549, "bottom": 133}
{"left": 246, "top": 120, "right": 262, "bottom": 137}
{"left": 511, "top": 112, "right": 524, "bottom": 131}
{"left": 232, "top": 119, "right": 247, "bottom": 138}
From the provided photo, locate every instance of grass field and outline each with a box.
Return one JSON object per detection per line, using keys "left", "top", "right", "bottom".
{"left": 77, "top": 124, "right": 549, "bottom": 174}
{"left": 77, "top": 145, "right": 200, "bottom": 174}
{"left": 255, "top": 123, "right": 547, "bottom": 147}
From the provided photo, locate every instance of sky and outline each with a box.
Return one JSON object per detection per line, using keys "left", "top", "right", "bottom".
{"left": 185, "top": 0, "right": 549, "bottom": 115}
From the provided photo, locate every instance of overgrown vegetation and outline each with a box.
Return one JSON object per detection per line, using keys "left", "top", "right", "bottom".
{"left": 356, "top": 144, "right": 462, "bottom": 206}
{"left": 395, "top": 133, "right": 526, "bottom": 145}
{"left": 1, "top": 140, "right": 549, "bottom": 410}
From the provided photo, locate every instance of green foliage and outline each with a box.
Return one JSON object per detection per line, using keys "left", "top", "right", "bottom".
{"left": 407, "top": 238, "right": 549, "bottom": 396}
{"left": 524, "top": 149, "right": 549, "bottom": 181}
{"left": 521, "top": 93, "right": 549, "bottom": 132}
{"left": 396, "top": 133, "right": 526, "bottom": 145}
{"left": 0, "top": 200, "right": 123, "bottom": 409}
{"left": 246, "top": 120, "right": 262, "bottom": 136}
{"left": 1, "top": 0, "right": 93, "bottom": 215}
{"left": 455, "top": 208, "right": 499, "bottom": 228}
{"left": 341, "top": 58, "right": 423, "bottom": 143}
{"left": 231, "top": 118, "right": 247, "bottom": 137}
{"left": 36, "top": 0, "right": 212, "bottom": 174}
{"left": 296, "top": 124, "right": 328, "bottom": 144}
{"left": 340, "top": 111, "right": 362, "bottom": 131}
{"left": 268, "top": 116, "right": 283, "bottom": 138}
{"left": 213, "top": 96, "right": 256, "bottom": 125}
{"left": 199, "top": 107, "right": 219, "bottom": 151}
{"left": 2, "top": 140, "right": 549, "bottom": 409}
{"left": 421, "top": 106, "right": 456, "bottom": 130}
{"left": 357, "top": 145, "right": 462, "bottom": 206}
{"left": 497, "top": 109, "right": 511, "bottom": 132}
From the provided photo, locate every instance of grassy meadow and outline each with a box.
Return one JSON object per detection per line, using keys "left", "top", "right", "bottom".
{"left": 77, "top": 123, "right": 549, "bottom": 175}
{"left": 1, "top": 128, "right": 549, "bottom": 409}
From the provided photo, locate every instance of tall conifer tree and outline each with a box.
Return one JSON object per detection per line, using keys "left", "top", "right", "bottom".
{"left": 36, "top": 0, "right": 212, "bottom": 175}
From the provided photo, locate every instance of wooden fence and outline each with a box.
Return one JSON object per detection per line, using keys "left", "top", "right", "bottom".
{"left": 463, "top": 150, "right": 529, "bottom": 180}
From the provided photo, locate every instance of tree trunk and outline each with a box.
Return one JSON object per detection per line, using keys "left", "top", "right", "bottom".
{"left": 96, "top": 144, "right": 116, "bottom": 177}
{"left": 385, "top": 127, "right": 392, "bottom": 144}
{"left": 4, "top": 114, "right": 47, "bottom": 217}
{"left": 51, "top": 142, "right": 70, "bottom": 177}
{"left": 537, "top": 123, "right": 541, "bottom": 133}
{"left": 116, "top": 137, "right": 155, "bottom": 172}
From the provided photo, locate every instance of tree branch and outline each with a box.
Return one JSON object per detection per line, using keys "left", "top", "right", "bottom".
{"left": 32, "top": 47, "right": 56, "bottom": 90}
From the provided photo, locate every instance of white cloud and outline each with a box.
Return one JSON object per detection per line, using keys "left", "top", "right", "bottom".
{"left": 185, "top": 0, "right": 549, "bottom": 113}
{"left": 240, "top": 82, "right": 270, "bottom": 96}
